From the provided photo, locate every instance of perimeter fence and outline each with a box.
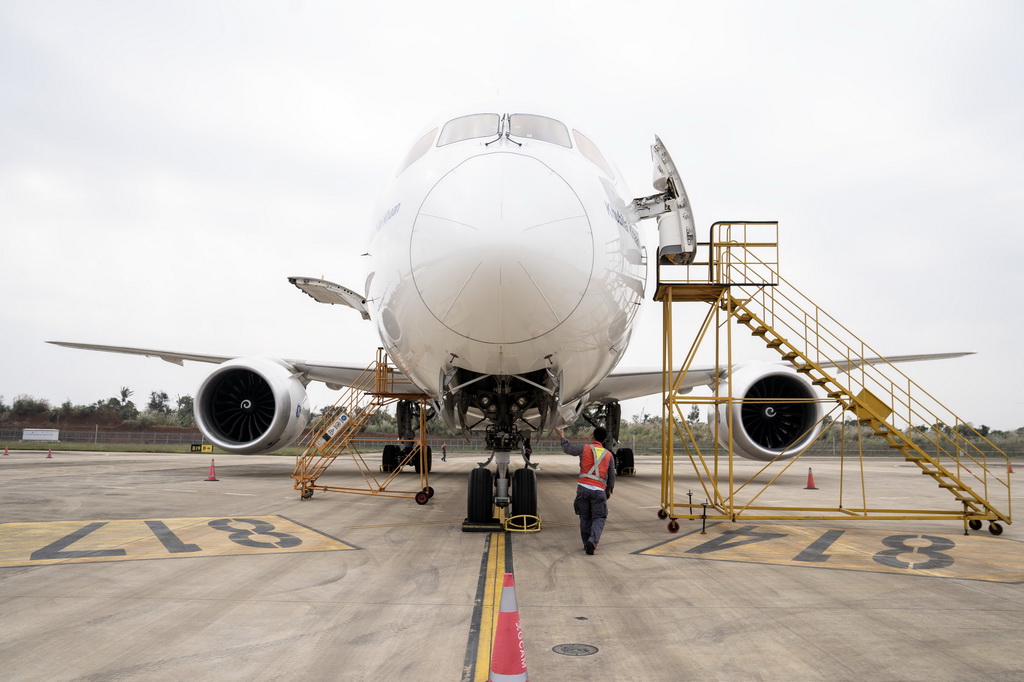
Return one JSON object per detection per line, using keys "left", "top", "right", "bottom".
{"left": 2, "top": 427, "right": 1019, "bottom": 459}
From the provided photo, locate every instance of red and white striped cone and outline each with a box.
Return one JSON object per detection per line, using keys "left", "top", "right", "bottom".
{"left": 3, "top": 448, "right": 8, "bottom": 456}
{"left": 205, "top": 458, "right": 218, "bottom": 481}
{"left": 46, "top": 449, "right": 53, "bottom": 459}
{"left": 489, "top": 572, "right": 528, "bottom": 681}
{"left": 804, "top": 467, "right": 817, "bottom": 490}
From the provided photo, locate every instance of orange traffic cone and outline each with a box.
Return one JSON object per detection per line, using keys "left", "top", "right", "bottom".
{"left": 489, "top": 572, "right": 528, "bottom": 682}
{"left": 804, "top": 467, "right": 817, "bottom": 490}
{"left": 205, "top": 458, "right": 218, "bottom": 481}
{"left": 3, "top": 447, "right": 8, "bottom": 456}
{"left": 46, "top": 449, "right": 53, "bottom": 459}
{"left": 1009, "top": 461, "right": 1014, "bottom": 474}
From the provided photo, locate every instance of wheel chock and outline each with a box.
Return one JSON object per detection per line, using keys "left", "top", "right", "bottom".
{"left": 504, "top": 514, "right": 542, "bottom": 532}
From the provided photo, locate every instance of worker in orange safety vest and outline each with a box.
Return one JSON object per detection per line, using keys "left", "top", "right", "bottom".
{"left": 556, "top": 426, "right": 615, "bottom": 555}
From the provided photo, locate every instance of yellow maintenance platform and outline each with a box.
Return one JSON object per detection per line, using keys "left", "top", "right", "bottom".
{"left": 655, "top": 222, "right": 1011, "bottom": 535}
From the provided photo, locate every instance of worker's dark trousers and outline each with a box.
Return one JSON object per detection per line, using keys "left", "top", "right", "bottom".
{"left": 573, "top": 484, "right": 608, "bottom": 548}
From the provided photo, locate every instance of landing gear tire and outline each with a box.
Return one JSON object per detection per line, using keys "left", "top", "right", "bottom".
{"left": 413, "top": 446, "right": 433, "bottom": 474}
{"left": 467, "top": 468, "right": 494, "bottom": 523}
{"left": 989, "top": 522, "right": 1004, "bottom": 536}
{"left": 382, "top": 444, "right": 400, "bottom": 472}
{"left": 968, "top": 519, "right": 982, "bottom": 531}
{"left": 615, "top": 448, "right": 635, "bottom": 476}
{"left": 667, "top": 519, "right": 680, "bottom": 533}
{"left": 511, "top": 468, "right": 538, "bottom": 520}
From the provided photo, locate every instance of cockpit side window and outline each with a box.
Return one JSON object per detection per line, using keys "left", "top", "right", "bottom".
{"left": 508, "top": 114, "right": 571, "bottom": 148}
{"left": 396, "top": 127, "right": 438, "bottom": 176}
{"left": 437, "top": 113, "right": 501, "bottom": 146}
{"left": 573, "top": 129, "right": 615, "bottom": 179}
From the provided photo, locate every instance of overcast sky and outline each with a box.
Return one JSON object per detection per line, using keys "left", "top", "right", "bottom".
{"left": 2, "top": 1, "right": 1022, "bottom": 430}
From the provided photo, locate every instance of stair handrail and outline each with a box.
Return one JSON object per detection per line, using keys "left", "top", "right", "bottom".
{"left": 702, "top": 224, "right": 1009, "bottom": 521}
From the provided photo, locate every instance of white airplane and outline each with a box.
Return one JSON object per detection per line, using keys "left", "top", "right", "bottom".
{"left": 51, "top": 110, "right": 967, "bottom": 524}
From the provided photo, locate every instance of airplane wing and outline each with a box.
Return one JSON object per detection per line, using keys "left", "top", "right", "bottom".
{"left": 45, "top": 341, "right": 426, "bottom": 394}
{"left": 587, "top": 352, "right": 974, "bottom": 404}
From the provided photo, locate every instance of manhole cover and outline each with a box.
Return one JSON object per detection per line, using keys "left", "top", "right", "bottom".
{"left": 553, "top": 643, "right": 599, "bottom": 656}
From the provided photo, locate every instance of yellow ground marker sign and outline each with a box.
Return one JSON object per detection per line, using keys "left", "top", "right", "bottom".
{"left": 637, "top": 523, "right": 1024, "bottom": 583}
{"left": 0, "top": 516, "right": 358, "bottom": 568}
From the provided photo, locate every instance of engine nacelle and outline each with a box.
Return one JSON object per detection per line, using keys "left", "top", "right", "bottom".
{"left": 194, "top": 357, "right": 310, "bottom": 455}
{"left": 712, "top": 365, "right": 822, "bottom": 461}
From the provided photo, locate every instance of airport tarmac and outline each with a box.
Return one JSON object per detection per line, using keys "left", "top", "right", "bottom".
{"left": 1, "top": 450, "right": 1022, "bottom": 681}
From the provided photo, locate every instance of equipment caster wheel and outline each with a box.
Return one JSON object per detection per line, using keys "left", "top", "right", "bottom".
{"left": 968, "top": 519, "right": 982, "bottom": 531}
{"left": 415, "top": 490, "right": 430, "bottom": 505}
{"left": 989, "top": 522, "right": 1004, "bottom": 536}
{"left": 667, "top": 519, "right": 680, "bottom": 533}
{"left": 657, "top": 509, "right": 668, "bottom": 520}
{"left": 301, "top": 489, "right": 313, "bottom": 500}
{"left": 425, "top": 486, "right": 435, "bottom": 498}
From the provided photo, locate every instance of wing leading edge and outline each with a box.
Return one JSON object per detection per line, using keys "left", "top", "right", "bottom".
{"left": 588, "top": 352, "right": 975, "bottom": 405}
{"left": 46, "top": 341, "right": 423, "bottom": 394}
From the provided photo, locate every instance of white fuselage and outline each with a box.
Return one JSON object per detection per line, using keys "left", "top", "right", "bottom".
{"left": 365, "top": 113, "right": 646, "bottom": 423}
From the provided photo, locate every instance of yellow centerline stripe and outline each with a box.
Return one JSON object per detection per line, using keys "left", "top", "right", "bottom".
{"left": 474, "top": 532, "right": 505, "bottom": 682}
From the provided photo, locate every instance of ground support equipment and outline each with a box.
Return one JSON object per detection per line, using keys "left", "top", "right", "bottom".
{"left": 291, "top": 348, "right": 435, "bottom": 504}
{"left": 656, "top": 222, "right": 1011, "bottom": 535}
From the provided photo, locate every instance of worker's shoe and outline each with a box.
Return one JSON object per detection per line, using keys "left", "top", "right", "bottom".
{"left": 585, "top": 541, "right": 595, "bottom": 555}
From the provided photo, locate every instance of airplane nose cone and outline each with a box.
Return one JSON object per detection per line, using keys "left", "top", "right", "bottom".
{"left": 410, "top": 152, "right": 593, "bottom": 344}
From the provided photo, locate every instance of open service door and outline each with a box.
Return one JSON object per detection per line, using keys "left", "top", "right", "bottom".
{"left": 630, "top": 135, "right": 697, "bottom": 265}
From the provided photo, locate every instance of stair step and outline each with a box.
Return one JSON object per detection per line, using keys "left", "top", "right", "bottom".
{"left": 795, "top": 366, "right": 814, "bottom": 374}
{"left": 751, "top": 327, "right": 769, "bottom": 337}
{"left": 781, "top": 352, "right": 799, "bottom": 361}
{"left": 766, "top": 339, "right": 783, "bottom": 349}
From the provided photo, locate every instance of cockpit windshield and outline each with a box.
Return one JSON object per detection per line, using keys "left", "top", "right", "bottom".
{"left": 399, "top": 113, "right": 613, "bottom": 178}
{"left": 573, "top": 129, "right": 614, "bottom": 179}
{"left": 396, "top": 127, "right": 438, "bottom": 176}
{"left": 437, "top": 113, "right": 501, "bottom": 146}
{"left": 507, "top": 114, "right": 571, "bottom": 148}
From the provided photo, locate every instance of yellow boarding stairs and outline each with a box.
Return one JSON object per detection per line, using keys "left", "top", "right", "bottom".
{"left": 659, "top": 222, "right": 1011, "bottom": 535}
{"left": 291, "top": 348, "right": 435, "bottom": 504}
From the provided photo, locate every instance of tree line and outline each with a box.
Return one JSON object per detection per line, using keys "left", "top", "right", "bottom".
{"left": 0, "top": 389, "right": 195, "bottom": 428}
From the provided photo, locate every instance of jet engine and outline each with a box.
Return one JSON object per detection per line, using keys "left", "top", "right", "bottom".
{"left": 712, "top": 365, "right": 823, "bottom": 461}
{"left": 194, "top": 357, "right": 310, "bottom": 455}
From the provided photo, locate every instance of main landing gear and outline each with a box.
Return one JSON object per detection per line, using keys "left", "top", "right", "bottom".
{"left": 380, "top": 443, "right": 433, "bottom": 474}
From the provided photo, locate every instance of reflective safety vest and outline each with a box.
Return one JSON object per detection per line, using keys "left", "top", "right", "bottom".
{"left": 578, "top": 443, "right": 611, "bottom": 490}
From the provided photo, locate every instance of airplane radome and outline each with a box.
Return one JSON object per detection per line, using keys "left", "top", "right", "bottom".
{"left": 49, "top": 110, "right": 956, "bottom": 523}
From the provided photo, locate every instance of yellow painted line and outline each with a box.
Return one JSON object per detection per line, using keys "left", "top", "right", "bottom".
{"left": 0, "top": 516, "right": 358, "bottom": 568}
{"left": 474, "top": 532, "right": 505, "bottom": 682}
{"left": 638, "top": 523, "right": 1024, "bottom": 583}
